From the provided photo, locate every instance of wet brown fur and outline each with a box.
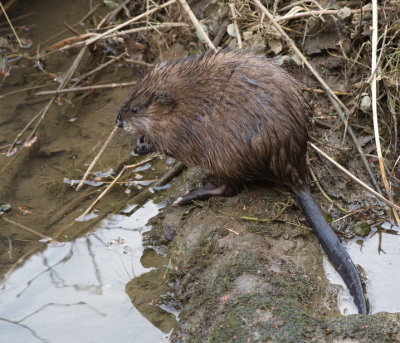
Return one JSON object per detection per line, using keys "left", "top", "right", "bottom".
{"left": 118, "top": 50, "right": 312, "bottom": 189}
{"left": 117, "top": 50, "right": 369, "bottom": 314}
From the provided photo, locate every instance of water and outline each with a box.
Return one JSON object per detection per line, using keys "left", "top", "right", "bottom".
{"left": 324, "top": 223, "right": 400, "bottom": 315}
{"left": 0, "top": 201, "right": 169, "bottom": 343}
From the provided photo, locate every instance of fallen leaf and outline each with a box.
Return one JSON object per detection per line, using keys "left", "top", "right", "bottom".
{"left": 269, "top": 39, "right": 282, "bottom": 55}
{"left": 337, "top": 7, "right": 352, "bottom": 19}
{"left": 17, "top": 206, "right": 32, "bottom": 215}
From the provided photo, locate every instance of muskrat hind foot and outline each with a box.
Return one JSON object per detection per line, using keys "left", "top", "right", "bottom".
{"left": 172, "top": 183, "right": 229, "bottom": 206}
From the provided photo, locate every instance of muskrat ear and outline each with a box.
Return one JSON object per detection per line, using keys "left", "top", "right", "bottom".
{"left": 155, "top": 93, "right": 175, "bottom": 107}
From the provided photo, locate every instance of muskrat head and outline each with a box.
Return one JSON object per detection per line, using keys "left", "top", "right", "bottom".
{"left": 115, "top": 71, "right": 178, "bottom": 157}
{"left": 116, "top": 88, "right": 176, "bottom": 133}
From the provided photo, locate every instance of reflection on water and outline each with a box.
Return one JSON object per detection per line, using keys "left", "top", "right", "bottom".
{"left": 324, "top": 223, "right": 400, "bottom": 315}
{"left": 0, "top": 201, "right": 169, "bottom": 343}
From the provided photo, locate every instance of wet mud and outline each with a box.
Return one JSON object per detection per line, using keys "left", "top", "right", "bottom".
{"left": 144, "top": 168, "right": 400, "bottom": 343}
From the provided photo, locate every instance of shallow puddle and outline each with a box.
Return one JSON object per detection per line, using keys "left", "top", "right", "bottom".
{"left": 324, "top": 223, "right": 400, "bottom": 315}
{"left": 0, "top": 201, "right": 170, "bottom": 343}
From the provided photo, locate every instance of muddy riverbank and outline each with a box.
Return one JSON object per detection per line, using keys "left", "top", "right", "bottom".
{"left": 1, "top": 0, "right": 400, "bottom": 342}
{"left": 143, "top": 168, "right": 400, "bottom": 342}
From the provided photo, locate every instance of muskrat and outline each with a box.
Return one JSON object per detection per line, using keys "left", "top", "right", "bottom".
{"left": 116, "top": 50, "right": 368, "bottom": 314}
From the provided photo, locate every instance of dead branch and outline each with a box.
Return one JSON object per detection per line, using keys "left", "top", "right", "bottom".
{"left": 229, "top": 2, "right": 242, "bottom": 49}
{"left": 78, "top": 156, "right": 157, "bottom": 218}
{"left": 0, "top": 0, "right": 22, "bottom": 46}
{"left": 71, "top": 52, "right": 126, "bottom": 86}
{"left": 2, "top": 217, "right": 55, "bottom": 241}
{"left": 370, "top": 0, "right": 399, "bottom": 224}
{"left": 277, "top": 7, "right": 377, "bottom": 22}
{"left": 76, "top": 126, "right": 119, "bottom": 191}
{"left": 46, "top": 23, "right": 188, "bottom": 54}
{"left": 36, "top": 81, "right": 137, "bottom": 96}
{"left": 25, "top": 47, "right": 88, "bottom": 143}
{"left": 310, "top": 143, "right": 400, "bottom": 212}
{"left": 252, "top": 0, "right": 382, "bottom": 194}
{"left": 85, "top": 0, "right": 178, "bottom": 46}
{"left": 178, "top": 0, "right": 216, "bottom": 50}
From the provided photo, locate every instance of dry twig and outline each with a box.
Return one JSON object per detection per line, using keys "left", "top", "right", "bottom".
{"left": 252, "top": 0, "right": 381, "bottom": 194}
{"left": 277, "top": 7, "right": 376, "bottom": 22}
{"left": 26, "top": 47, "right": 88, "bottom": 142}
{"left": 63, "top": 21, "right": 81, "bottom": 36}
{"left": 85, "top": 0, "right": 177, "bottom": 46}
{"left": 370, "top": 0, "right": 399, "bottom": 224}
{"left": 47, "top": 23, "right": 188, "bottom": 53}
{"left": 71, "top": 52, "right": 126, "bottom": 86}
{"left": 36, "top": 81, "right": 137, "bottom": 96}
{"left": 178, "top": 0, "right": 216, "bottom": 50}
{"left": 278, "top": 0, "right": 323, "bottom": 13}
{"left": 5, "top": 108, "right": 43, "bottom": 157}
{"left": 76, "top": 126, "right": 119, "bottom": 191}
{"left": 2, "top": 217, "right": 55, "bottom": 241}
{"left": 229, "top": 3, "right": 242, "bottom": 49}
{"left": 0, "top": 0, "right": 22, "bottom": 46}
{"left": 46, "top": 33, "right": 95, "bottom": 51}
{"left": 78, "top": 156, "right": 157, "bottom": 218}
{"left": 97, "top": 0, "right": 131, "bottom": 29}
{"left": 302, "top": 87, "right": 351, "bottom": 96}
{"left": 310, "top": 143, "right": 400, "bottom": 211}
{"left": 308, "top": 164, "right": 347, "bottom": 213}
{"left": 0, "top": 84, "right": 53, "bottom": 100}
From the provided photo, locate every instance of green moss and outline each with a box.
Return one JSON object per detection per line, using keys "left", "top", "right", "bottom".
{"left": 209, "top": 293, "right": 272, "bottom": 343}
{"left": 212, "top": 251, "right": 265, "bottom": 292}
{"left": 200, "top": 236, "right": 214, "bottom": 255}
{"left": 327, "top": 314, "right": 399, "bottom": 343}
{"left": 209, "top": 290, "right": 323, "bottom": 343}
{"left": 245, "top": 219, "right": 309, "bottom": 240}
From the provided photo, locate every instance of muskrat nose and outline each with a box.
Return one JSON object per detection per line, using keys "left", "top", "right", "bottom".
{"left": 115, "top": 115, "right": 124, "bottom": 129}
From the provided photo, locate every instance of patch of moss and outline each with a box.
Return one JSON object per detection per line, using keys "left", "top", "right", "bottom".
{"left": 209, "top": 293, "right": 274, "bottom": 343}
{"left": 209, "top": 291, "right": 324, "bottom": 343}
{"left": 269, "top": 302, "right": 322, "bottom": 342}
{"left": 212, "top": 251, "right": 265, "bottom": 292}
{"left": 327, "top": 314, "right": 399, "bottom": 343}
{"left": 206, "top": 248, "right": 331, "bottom": 342}
{"left": 245, "top": 219, "right": 309, "bottom": 240}
{"left": 200, "top": 236, "right": 214, "bottom": 255}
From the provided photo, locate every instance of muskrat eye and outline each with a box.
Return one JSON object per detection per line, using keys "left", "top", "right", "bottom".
{"left": 131, "top": 106, "right": 138, "bottom": 114}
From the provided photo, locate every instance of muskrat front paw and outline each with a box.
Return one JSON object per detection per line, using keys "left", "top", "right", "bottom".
{"left": 134, "top": 135, "right": 154, "bottom": 155}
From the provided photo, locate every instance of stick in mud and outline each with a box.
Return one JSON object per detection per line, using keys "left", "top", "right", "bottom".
{"left": 78, "top": 155, "right": 157, "bottom": 218}
{"left": 76, "top": 126, "right": 119, "bottom": 191}
{"left": 310, "top": 143, "right": 400, "bottom": 212}
{"left": 2, "top": 217, "right": 56, "bottom": 242}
